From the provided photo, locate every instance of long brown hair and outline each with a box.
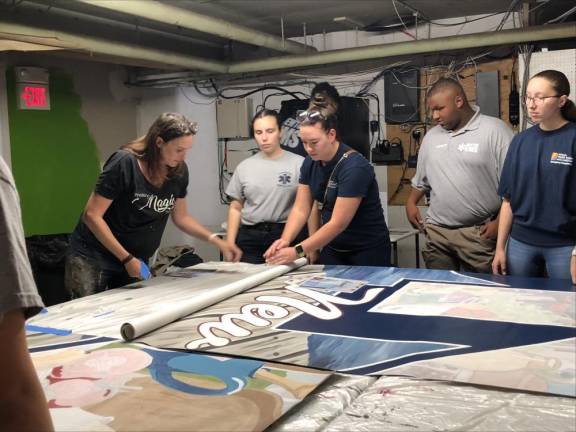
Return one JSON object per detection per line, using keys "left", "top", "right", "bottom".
{"left": 532, "top": 70, "right": 576, "bottom": 122}
{"left": 123, "top": 112, "right": 198, "bottom": 184}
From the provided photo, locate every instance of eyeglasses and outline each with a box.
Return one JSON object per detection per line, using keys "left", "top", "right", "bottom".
{"left": 523, "top": 95, "right": 560, "bottom": 105}
{"left": 296, "top": 110, "right": 325, "bottom": 123}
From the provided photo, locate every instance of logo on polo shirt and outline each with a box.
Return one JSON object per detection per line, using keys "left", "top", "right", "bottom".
{"left": 550, "top": 152, "right": 573, "bottom": 166}
{"left": 277, "top": 172, "right": 292, "bottom": 186}
{"left": 457, "top": 143, "right": 479, "bottom": 153}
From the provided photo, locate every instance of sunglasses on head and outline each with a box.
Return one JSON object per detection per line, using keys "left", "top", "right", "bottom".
{"left": 296, "top": 110, "right": 325, "bottom": 123}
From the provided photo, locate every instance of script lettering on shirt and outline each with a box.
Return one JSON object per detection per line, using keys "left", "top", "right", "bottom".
{"left": 185, "top": 285, "right": 385, "bottom": 349}
{"left": 132, "top": 193, "right": 176, "bottom": 213}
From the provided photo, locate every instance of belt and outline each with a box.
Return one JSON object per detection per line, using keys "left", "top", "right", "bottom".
{"left": 243, "top": 222, "right": 285, "bottom": 231}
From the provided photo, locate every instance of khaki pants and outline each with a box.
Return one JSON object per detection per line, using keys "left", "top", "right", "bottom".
{"left": 422, "top": 224, "right": 496, "bottom": 273}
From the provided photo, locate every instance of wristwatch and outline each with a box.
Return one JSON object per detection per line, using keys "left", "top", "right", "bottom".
{"left": 294, "top": 243, "right": 306, "bottom": 258}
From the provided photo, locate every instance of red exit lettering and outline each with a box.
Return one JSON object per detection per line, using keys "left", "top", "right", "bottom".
{"left": 21, "top": 86, "right": 47, "bottom": 108}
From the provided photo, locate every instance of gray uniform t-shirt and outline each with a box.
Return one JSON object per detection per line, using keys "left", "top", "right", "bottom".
{"left": 226, "top": 150, "right": 304, "bottom": 225}
{"left": 0, "top": 157, "right": 43, "bottom": 321}
{"left": 412, "top": 107, "right": 513, "bottom": 227}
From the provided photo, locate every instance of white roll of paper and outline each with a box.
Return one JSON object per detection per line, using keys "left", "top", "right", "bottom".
{"left": 120, "top": 258, "right": 307, "bottom": 341}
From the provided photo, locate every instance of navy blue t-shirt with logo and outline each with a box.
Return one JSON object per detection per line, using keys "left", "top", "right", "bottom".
{"left": 70, "top": 150, "right": 188, "bottom": 270}
{"left": 299, "top": 143, "right": 389, "bottom": 251}
{"left": 498, "top": 122, "right": 576, "bottom": 247}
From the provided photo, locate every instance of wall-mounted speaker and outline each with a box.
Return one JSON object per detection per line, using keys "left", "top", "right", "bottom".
{"left": 384, "top": 69, "right": 420, "bottom": 124}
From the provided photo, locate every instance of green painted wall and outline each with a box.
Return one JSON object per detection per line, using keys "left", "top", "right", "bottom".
{"left": 6, "top": 68, "right": 100, "bottom": 236}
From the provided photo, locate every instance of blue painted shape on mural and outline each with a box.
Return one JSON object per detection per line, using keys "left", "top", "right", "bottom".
{"left": 143, "top": 348, "right": 265, "bottom": 396}
{"left": 307, "top": 334, "right": 463, "bottom": 371}
{"left": 26, "top": 324, "right": 72, "bottom": 336}
{"left": 324, "top": 266, "right": 505, "bottom": 287}
{"left": 278, "top": 268, "right": 576, "bottom": 377}
{"left": 28, "top": 335, "right": 116, "bottom": 353}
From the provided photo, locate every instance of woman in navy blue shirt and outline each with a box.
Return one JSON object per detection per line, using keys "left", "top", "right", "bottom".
{"left": 264, "top": 83, "right": 390, "bottom": 266}
{"left": 493, "top": 70, "right": 576, "bottom": 281}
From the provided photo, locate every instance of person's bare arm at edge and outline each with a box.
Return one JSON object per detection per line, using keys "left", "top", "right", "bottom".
{"left": 405, "top": 188, "right": 425, "bottom": 232}
{"left": 492, "top": 199, "right": 513, "bottom": 275}
{"left": 172, "top": 198, "right": 242, "bottom": 262}
{"left": 264, "top": 184, "right": 313, "bottom": 260}
{"left": 226, "top": 199, "right": 244, "bottom": 260}
{"left": 305, "top": 203, "right": 321, "bottom": 263}
{"left": 0, "top": 309, "right": 54, "bottom": 432}
{"left": 82, "top": 192, "right": 143, "bottom": 278}
{"left": 266, "top": 196, "right": 362, "bottom": 265}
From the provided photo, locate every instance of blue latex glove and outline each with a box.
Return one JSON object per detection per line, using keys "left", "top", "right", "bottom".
{"left": 139, "top": 259, "right": 151, "bottom": 280}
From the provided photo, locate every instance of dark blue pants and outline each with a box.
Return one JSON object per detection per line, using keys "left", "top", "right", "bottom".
{"left": 320, "top": 240, "right": 391, "bottom": 267}
{"left": 237, "top": 223, "right": 306, "bottom": 264}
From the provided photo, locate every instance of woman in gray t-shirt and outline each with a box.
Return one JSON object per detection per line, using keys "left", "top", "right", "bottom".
{"left": 226, "top": 109, "right": 319, "bottom": 263}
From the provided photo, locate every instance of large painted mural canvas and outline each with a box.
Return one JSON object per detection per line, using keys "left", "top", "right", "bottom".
{"left": 28, "top": 334, "right": 330, "bottom": 432}
{"left": 29, "top": 263, "right": 576, "bottom": 397}
{"left": 134, "top": 266, "right": 576, "bottom": 397}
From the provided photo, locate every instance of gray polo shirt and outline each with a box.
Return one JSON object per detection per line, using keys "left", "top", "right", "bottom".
{"left": 0, "top": 157, "right": 43, "bottom": 321}
{"left": 226, "top": 150, "right": 304, "bottom": 225}
{"left": 412, "top": 107, "right": 513, "bottom": 227}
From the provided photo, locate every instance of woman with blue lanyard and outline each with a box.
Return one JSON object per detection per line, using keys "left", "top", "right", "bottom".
{"left": 264, "top": 83, "right": 391, "bottom": 266}
{"left": 65, "top": 113, "right": 241, "bottom": 298}
{"left": 492, "top": 70, "right": 576, "bottom": 281}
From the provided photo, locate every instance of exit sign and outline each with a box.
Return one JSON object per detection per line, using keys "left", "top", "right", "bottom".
{"left": 17, "top": 83, "right": 51, "bottom": 110}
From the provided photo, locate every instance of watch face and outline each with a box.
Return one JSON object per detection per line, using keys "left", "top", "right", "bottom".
{"left": 295, "top": 244, "right": 305, "bottom": 257}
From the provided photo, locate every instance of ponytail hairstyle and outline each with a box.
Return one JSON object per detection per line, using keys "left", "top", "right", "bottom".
{"left": 123, "top": 112, "right": 198, "bottom": 183}
{"left": 532, "top": 70, "right": 576, "bottom": 122}
{"left": 250, "top": 109, "right": 281, "bottom": 138}
{"left": 298, "top": 82, "right": 341, "bottom": 136}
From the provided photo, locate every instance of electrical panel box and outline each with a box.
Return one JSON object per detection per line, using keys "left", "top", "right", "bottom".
{"left": 216, "top": 98, "right": 253, "bottom": 139}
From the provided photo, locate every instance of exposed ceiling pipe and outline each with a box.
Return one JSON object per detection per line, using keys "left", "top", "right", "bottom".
{"left": 0, "top": 21, "right": 228, "bottom": 73}
{"left": 228, "top": 22, "right": 576, "bottom": 74}
{"left": 75, "top": 0, "right": 314, "bottom": 55}
{"left": 11, "top": 0, "right": 224, "bottom": 49}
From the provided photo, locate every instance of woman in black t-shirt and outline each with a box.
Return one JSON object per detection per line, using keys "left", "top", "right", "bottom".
{"left": 65, "top": 113, "right": 241, "bottom": 298}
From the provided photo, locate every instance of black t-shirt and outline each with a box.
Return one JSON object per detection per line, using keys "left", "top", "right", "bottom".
{"left": 299, "top": 143, "right": 389, "bottom": 251}
{"left": 70, "top": 150, "right": 188, "bottom": 269}
{"left": 498, "top": 122, "right": 576, "bottom": 247}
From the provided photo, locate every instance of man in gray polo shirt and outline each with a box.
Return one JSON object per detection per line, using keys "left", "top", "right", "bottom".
{"left": 406, "top": 78, "right": 513, "bottom": 273}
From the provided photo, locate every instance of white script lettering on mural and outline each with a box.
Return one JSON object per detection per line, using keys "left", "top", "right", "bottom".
{"left": 185, "top": 286, "right": 385, "bottom": 349}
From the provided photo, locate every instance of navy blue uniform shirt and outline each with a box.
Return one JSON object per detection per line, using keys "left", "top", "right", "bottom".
{"left": 498, "top": 122, "right": 576, "bottom": 247}
{"left": 299, "top": 143, "right": 389, "bottom": 251}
